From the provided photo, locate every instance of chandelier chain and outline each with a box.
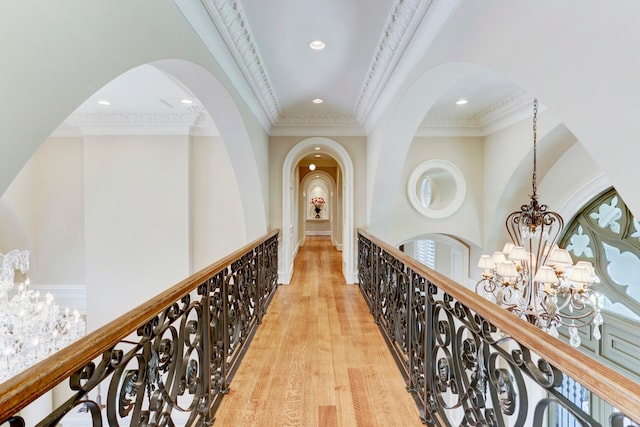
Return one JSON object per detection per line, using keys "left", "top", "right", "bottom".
{"left": 532, "top": 98, "right": 538, "bottom": 199}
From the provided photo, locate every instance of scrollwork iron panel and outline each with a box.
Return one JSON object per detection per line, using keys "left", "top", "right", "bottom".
{"left": 357, "top": 231, "right": 636, "bottom": 427}
{"left": 2, "top": 234, "right": 278, "bottom": 426}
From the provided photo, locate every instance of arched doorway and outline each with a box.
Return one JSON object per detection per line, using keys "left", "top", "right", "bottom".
{"left": 281, "top": 137, "right": 355, "bottom": 284}
{"left": 300, "top": 169, "right": 339, "bottom": 249}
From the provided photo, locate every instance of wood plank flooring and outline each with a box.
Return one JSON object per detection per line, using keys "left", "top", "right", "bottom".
{"left": 214, "top": 236, "right": 424, "bottom": 426}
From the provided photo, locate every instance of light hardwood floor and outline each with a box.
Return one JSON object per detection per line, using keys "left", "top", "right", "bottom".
{"left": 214, "top": 236, "right": 424, "bottom": 426}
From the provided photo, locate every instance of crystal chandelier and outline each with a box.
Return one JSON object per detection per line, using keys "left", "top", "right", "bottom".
{"left": 0, "top": 249, "right": 86, "bottom": 383}
{"left": 476, "top": 99, "right": 602, "bottom": 347}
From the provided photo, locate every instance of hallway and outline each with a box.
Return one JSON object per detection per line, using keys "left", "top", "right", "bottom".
{"left": 214, "top": 236, "right": 424, "bottom": 426}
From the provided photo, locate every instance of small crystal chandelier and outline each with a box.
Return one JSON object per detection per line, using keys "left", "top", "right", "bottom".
{"left": 476, "top": 99, "right": 603, "bottom": 347}
{"left": 0, "top": 249, "right": 86, "bottom": 383}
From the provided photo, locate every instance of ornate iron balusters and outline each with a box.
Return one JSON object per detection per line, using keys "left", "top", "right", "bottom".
{"left": 2, "top": 232, "right": 278, "bottom": 426}
{"left": 357, "top": 231, "right": 636, "bottom": 427}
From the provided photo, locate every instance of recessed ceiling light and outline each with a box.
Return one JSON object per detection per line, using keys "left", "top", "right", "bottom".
{"left": 314, "top": 154, "right": 321, "bottom": 158}
{"left": 181, "top": 99, "right": 193, "bottom": 105}
{"left": 309, "top": 40, "right": 326, "bottom": 50}
{"left": 312, "top": 98, "right": 324, "bottom": 104}
{"left": 309, "top": 164, "right": 316, "bottom": 171}
{"left": 315, "top": 146, "right": 321, "bottom": 150}
{"left": 456, "top": 98, "right": 468, "bottom": 105}
{"left": 98, "top": 100, "right": 111, "bottom": 106}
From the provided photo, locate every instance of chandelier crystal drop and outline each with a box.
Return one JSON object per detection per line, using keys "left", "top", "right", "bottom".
{"left": 476, "top": 99, "right": 602, "bottom": 347}
{"left": 0, "top": 249, "right": 86, "bottom": 383}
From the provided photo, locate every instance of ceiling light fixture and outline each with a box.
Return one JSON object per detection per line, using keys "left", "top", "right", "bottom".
{"left": 315, "top": 154, "right": 321, "bottom": 158}
{"left": 180, "top": 99, "right": 193, "bottom": 105}
{"left": 308, "top": 164, "right": 316, "bottom": 171}
{"left": 456, "top": 98, "right": 468, "bottom": 105}
{"left": 309, "top": 40, "right": 326, "bottom": 50}
{"left": 312, "top": 98, "right": 324, "bottom": 104}
{"left": 475, "top": 98, "right": 603, "bottom": 347}
{"left": 97, "top": 100, "right": 111, "bottom": 106}
{"left": 315, "top": 147, "right": 321, "bottom": 151}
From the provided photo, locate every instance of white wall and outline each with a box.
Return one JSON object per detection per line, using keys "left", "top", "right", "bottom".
{"left": 189, "top": 135, "right": 246, "bottom": 272}
{"left": 393, "top": 136, "right": 483, "bottom": 247}
{"left": 368, "top": 1, "right": 640, "bottom": 256}
{"left": 84, "top": 135, "right": 190, "bottom": 330}
{"left": 0, "top": 2, "right": 270, "bottom": 245}
{"left": 2, "top": 137, "right": 85, "bottom": 284}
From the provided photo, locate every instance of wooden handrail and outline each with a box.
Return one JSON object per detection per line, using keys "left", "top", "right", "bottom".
{"left": 0, "top": 229, "right": 279, "bottom": 423}
{"left": 358, "top": 228, "right": 640, "bottom": 424}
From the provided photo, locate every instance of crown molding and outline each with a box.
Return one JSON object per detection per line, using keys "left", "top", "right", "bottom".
{"left": 278, "top": 114, "right": 358, "bottom": 127}
{"left": 354, "top": 0, "right": 432, "bottom": 125}
{"left": 55, "top": 107, "right": 219, "bottom": 137}
{"left": 200, "top": 0, "right": 281, "bottom": 125}
{"left": 195, "top": 0, "right": 433, "bottom": 131}
{"left": 418, "top": 90, "right": 534, "bottom": 137}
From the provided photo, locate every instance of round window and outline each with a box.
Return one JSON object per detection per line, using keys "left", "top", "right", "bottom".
{"left": 407, "top": 159, "right": 466, "bottom": 219}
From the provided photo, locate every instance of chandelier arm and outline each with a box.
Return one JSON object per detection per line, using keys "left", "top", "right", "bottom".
{"left": 553, "top": 309, "right": 599, "bottom": 328}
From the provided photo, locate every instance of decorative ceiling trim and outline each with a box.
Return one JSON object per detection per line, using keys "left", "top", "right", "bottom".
{"left": 354, "top": 0, "right": 433, "bottom": 124}
{"left": 59, "top": 107, "right": 219, "bottom": 136}
{"left": 278, "top": 114, "right": 358, "bottom": 126}
{"left": 200, "top": 0, "right": 281, "bottom": 124}
{"left": 420, "top": 90, "right": 533, "bottom": 136}
{"left": 472, "top": 90, "right": 532, "bottom": 127}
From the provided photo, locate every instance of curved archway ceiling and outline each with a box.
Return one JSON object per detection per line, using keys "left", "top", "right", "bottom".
{"left": 173, "top": 1, "right": 529, "bottom": 136}
{"left": 57, "top": 64, "right": 219, "bottom": 137}
{"left": 58, "top": 2, "right": 532, "bottom": 138}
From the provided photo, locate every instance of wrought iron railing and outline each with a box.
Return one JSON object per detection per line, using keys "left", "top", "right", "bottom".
{"left": 358, "top": 229, "right": 640, "bottom": 426}
{"left": 0, "top": 230, "right": 279, "bottom": 426}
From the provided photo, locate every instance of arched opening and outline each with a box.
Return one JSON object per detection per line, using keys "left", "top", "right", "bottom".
{"left": 300, "top": 169, "right": 339, "bottom": 249}
{"left": 281, "top": 137, "right": 355, "bottom": 284}
{"left": 399, "top": 233, "right": 470, "bottom": 286}
{"left": 0, "top": 61, "right": 263, "bottom": 332}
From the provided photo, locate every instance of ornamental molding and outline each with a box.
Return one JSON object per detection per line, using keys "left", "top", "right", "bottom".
{"left": 420, "top": 90, "right": 533, "bottom": 135}
{"left": 200, "top": 0, "right": 281, "bottom": 124}
{"left": 199, "top": 0, "right": 432, "bottom": 129}
{"left": 59, "top": 107, "right": 219, "bottom": 136}
{"left": 354, "top": 0, "right": 433, "bottom": 124}
{"left": 277, "top": 114, "right": 358, "bottom": 126}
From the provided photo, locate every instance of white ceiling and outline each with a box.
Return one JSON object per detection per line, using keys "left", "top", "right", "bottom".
{"left": 65, "top": 0, "right": 528, "bottom": 136}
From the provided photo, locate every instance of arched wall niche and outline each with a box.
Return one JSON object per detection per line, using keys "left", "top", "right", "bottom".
{"left": 302, "top": 172, "right": 333, "bottom": 220}
{"left": 281, "top": 137, "right": 355, "bottom": 284}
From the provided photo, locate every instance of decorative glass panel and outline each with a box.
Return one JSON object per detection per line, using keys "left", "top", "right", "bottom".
{"left": 559, "top": 187, "right": 640, "bottom": 317}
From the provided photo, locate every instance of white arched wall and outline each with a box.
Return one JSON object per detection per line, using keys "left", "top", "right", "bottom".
{"left": 368, "top": 1, "right": 640, "bottom": 250}
{"left": 400, "top": 233, "right": 471, "bottom": 286}
{"left": 0, "top": 200, "right": 31, "bottom": 254}
{"left": 281, "top": 137, "right": 355, "bottom": 284}
{"left": 482, "top": 120, "right": 577, "bottom": 253}
{"left": 153, "top": 60, "right": 266, "bottom": 240}
{"left": 300, "top": 171, "right": 337, "bottom": 246}
{"left": 367, "top": 62, "right": 495, "bottom": 242}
